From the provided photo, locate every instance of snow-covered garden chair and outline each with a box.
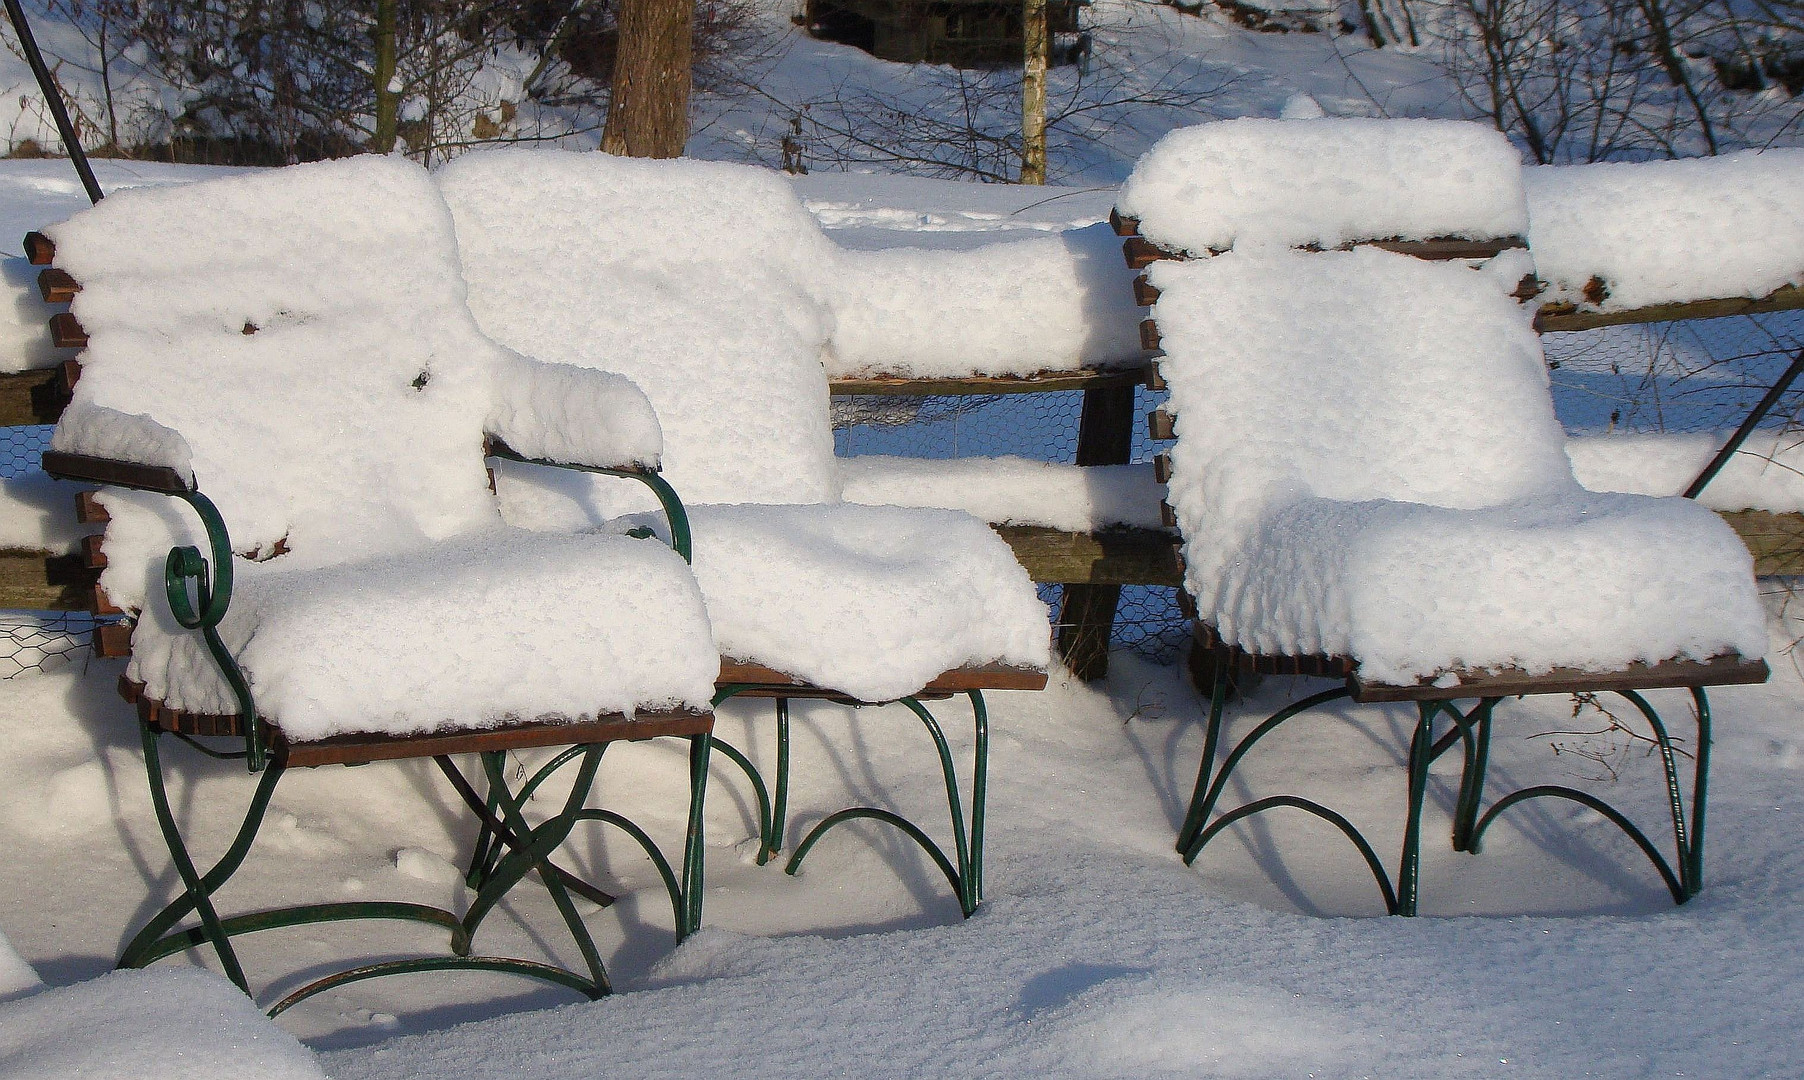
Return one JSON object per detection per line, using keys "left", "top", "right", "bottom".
{"left": 437, "top": 150, "right": 1052, "bottom": 917}
{"left": 34, "top": 157, "right": 721, "bottom": 1010}
{"left": 1117, "top": 119, "right": 1770, "bottom": 914}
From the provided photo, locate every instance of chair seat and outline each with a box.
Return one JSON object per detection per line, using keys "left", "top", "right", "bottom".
{"left": 126, "top": 527, "right": 718, "bottom": 744}
{"left": 1208, "top": 489, "right": 1768, "bottom": 687}
{"left": 678, "top": 502, "right": 1052, "bottom": 702}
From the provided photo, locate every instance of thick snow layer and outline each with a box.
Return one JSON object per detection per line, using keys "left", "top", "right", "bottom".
{"left": 0, "top": 472, "right": 89, "bottom": 553}
{"left": 47, "top": 156, "right": 504, "bottom": 590}
{"left": 129, "top": 528, "right": 716, "bottom": 739}
{"left": 0, "top": 968, "right": 327, "bottom": 1080}
{"left": 1152, "top": 246, "right": 1765, "bottom": 679}
{"left": 0, "top": 257, "right": 64, "bottom": 374}
{"left": 1117, "top": 118, "right": 1528, "bottom": 253}
{"left": 485, "top": 352, "right": 663, "bottom": 469}
{"left": 823, "top": 223, "right": 1145, "bottom": 377}
{"left": 49, "top": 406, "right": 193, "bottom": 484}
{"left": 0, "top": 930, "right": 40, "bottom": 997}
{"left": 1526, "top": 150, "right": 1804, "bottom": 310}
{"left": 438, "top": 149, "right": 842, "bottom": 510}
{"left": 675, "top": 503, "right": 1051, "bottom": 701}
{"left": 1569, "top": 431, "right": 1804, "bottom": 512}
{"left": 838, "top": 455, "right": 1167, "bottom": 531}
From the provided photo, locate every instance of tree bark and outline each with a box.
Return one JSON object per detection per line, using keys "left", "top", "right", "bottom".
{"left": 370, "top": 0, "right": 399, "bottom": 153}
{"left": 602, "top": 0, "right": 695, "bottom": 158}
{"left": 1020, "top": 0, "right": 1048, "bottom": 184}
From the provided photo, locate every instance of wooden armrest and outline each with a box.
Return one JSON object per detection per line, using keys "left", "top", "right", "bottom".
{"left": 484, "top": 437, "right": 655, "bottom": 476}
{"left": 41, "top": 450, "right": 192, "bottom": 494}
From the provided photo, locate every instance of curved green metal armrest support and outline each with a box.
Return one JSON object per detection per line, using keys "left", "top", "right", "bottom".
{"left": 39, "top": 451, "right": 266, "bottom": 772}
{"left": 162, "top": 488, "right": 263, "bottom": 771}
{"left": 486, "top": 441, "right": 692, "bottom": 563}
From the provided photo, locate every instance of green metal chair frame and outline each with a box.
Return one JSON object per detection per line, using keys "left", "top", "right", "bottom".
{"left": 44, "top": 447, "right": 715, "bottom": 1015}
{"left": 705, "top": 674, "right": 1029, "bottom": 918}
{"left": 1177, "top": 633, "right": 1766, "bottom": 915}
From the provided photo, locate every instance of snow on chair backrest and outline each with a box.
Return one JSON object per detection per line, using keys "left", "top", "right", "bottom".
{"left": 437, "top": 149, "right": 841, "bottom": 509}
{"left": 1150, "top": 246, "right": 1581, "bottom": 590}
{"left": 45, "top": 157, "right": 504, "bottom": 598}
{"left": 1116, "top": 118, "right": 1529, "bottom": 254}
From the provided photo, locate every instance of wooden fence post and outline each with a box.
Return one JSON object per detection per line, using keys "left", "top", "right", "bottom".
{"left": 1057, "top": 383, "right": 1137, "bottom": 679}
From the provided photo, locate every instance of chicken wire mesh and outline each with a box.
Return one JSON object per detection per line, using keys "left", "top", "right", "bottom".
{"left": 835, "top": 383, "right": 1191, "bottom": 663}
{"left": 1, "top": 424, "right": 108, "bottom": 679}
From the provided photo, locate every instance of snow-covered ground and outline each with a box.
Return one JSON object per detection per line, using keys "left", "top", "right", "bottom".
{"left": 5, "top": 633, "right": 1804, "bottom": 1076}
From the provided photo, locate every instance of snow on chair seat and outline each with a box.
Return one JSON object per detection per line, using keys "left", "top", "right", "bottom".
{"left": 34, "top": 156, "right": 720, "bottom": 1015}
{"left": 1119, "top": 118, "right": 1768, "bottom": 916}
{"left": 438, "top": 149, "right": 1052, "bottom": 917}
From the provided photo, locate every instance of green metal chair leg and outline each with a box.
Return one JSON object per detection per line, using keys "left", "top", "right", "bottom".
{"left": 785, "top": 691, "right": 988, "bottom": 917}
{"left": 1176, "top": 659, "right": 1231, "bottom": 854}
{"left": 769, "top": 698, "right": 791, "bottom": 862}
{"left": 1465, "top": 687, "right": 1710, "bottom": 906}
{"left": 1395, "top": 704, "right": 1436, "bottom": 917}
{"left": 128, "top": 724, "right": 281, "bottom": 990}
{"left": 473, "top": 747, "right": 612, "bottom": 995}
{"left": 683, "top": 731, "right": 711, "bottom": 936}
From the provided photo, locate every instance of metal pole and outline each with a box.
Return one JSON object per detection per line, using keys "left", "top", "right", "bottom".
{"left": 1684, "top": 347, "right": 1804, "bottom": 499}
{"left": 2, "top": 0, "right": 103, "bottom": 204}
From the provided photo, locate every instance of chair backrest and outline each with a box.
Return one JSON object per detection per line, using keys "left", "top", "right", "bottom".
{"left": 48, "top": 156, "right": 503, "bottom": 569}
{"left": 1150, "top": 245, "right": 1579, "bottom": 582}
{"left": 1117, "top": 117, "right": 1528, "bottom": 254}
{"left": 438, "top": 149, "right": 841, "bottom": 509}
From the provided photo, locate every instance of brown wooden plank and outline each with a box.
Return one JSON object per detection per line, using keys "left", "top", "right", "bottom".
{"left": 24, "top": 231, "right": 54, "bottom": 266}
{"left": 1057, "top": 381, "right": 1144, "bottom": 681}
{"left": 1354, "top": 654, "right": 1769, "bottom": 703}
{"left": 75, "top": 490, "right": 110, "bottom": 524}
{"left": 92, "top": 584, "right": 122, "bottom": 616}
{"left": 828, "top": 365, "right": 1154, "bottom": 397}
{"left": 1139, "top": 319, "right": 1162, "bottom": 352}
{"left": 94, "top": 621, "right": 133, "bottom": 657}
{"left": 1147, "top": 408, "right": 1175, "bottom": 441}
{"left": 1359, "top": 236, "right": 1527, "bottom": 260}
{"left": 993, "top": 524, "right": 1181, "bottom": 586}
{"left": 42, "top": 451, "right": 190, "bottom": 494}
{"left": 0, "top": 548, "right": 100, "bottom": 610}
{"left": 49, "top": 312, "right": 86, "bottom": 349}
{"left": 1123, "top": 235, "right": 1180, "bottom": 270}
{"left": 80, "top": 533, "right": 106, "bottom": 569}
{"left": 716, "top": 659, "right": 1047, "bottom": 700}
{"left": 1109, "top": 209, "right": 1140, "bottom": 237}
{"left": 1719, "top": 509, "right": 1804, "bottom": 577}
{"left": 1153, "top": 453, "right": 1172, "bottom": 484}
{"left": 0, "top": 367, "right": 67, "bottom": 426}
{"left": 278, "top": 709, "right": 713, "bottom": 768}
{"left": 1133, "top": 275, "right": 1161, "bottom": 307}
{"left": 1146, "top": 362, "right": 1166, "bottom": 392}
{"left": 37, "top": 267, "right": 78, "bottom": 303}
{"left": 1536, "top": 284, "right": 1804, "bottom": 333}
{"left": 1160, "top": 501, "right": 1178, "bottom": 529}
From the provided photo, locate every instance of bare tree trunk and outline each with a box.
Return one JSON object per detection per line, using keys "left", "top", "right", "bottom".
{"left": 602, "top": 0, "right": 695, "bottom": 157}
{"left": 370, "top": 0, "right": 399, "bottom": 153}
{"left": 1020, "top": 0, "right": 1048, "bottom": 184}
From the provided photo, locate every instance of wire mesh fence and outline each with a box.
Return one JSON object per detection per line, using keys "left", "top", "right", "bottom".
{"left": 835, "top": 383, "right": 1192, "bottom": 664}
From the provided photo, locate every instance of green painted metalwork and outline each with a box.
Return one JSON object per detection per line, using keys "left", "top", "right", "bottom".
{"left": 1466, "top": 686, "right": 1713, "bottom": 904}
{"left": 161, "top": 488, "right": 264, "bottom": 770}
{"left": 784, "top": 690, "right": 989, "bottom": 916}
{"left": 129, "top": 902, "right": 471, "bottom": 967}
{"left": 486, "top": 446, "right": 692, "bottom": 563}
{"left": 266, "top": 955, "right": 604, "bottom": 1017}
{"left": 1179, "top": 671, "right": 1718, "bottom": 914}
